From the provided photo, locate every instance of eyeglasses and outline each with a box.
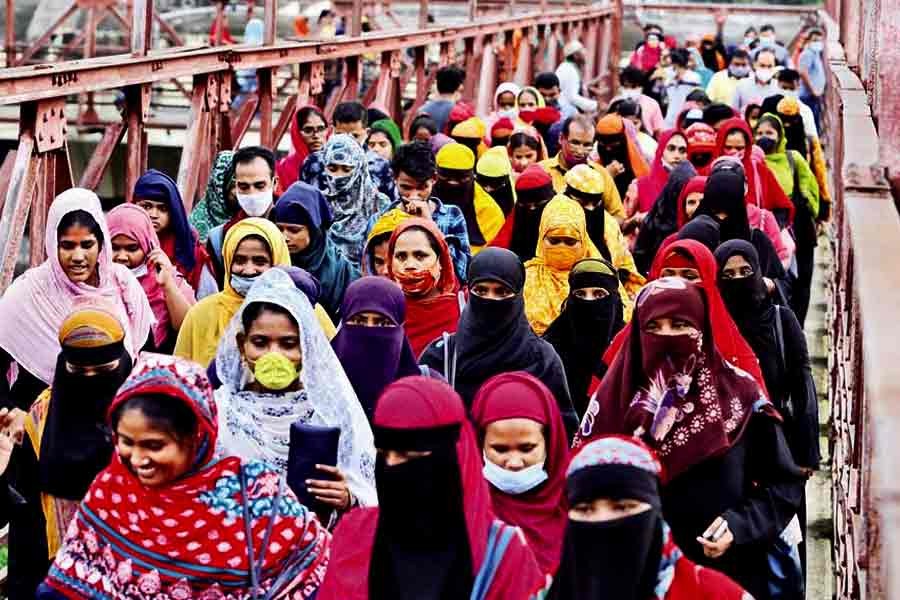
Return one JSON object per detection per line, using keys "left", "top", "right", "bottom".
{"left": 301, "top": 125, "right": 328, "bottom": 135}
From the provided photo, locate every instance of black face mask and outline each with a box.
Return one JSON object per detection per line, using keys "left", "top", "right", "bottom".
{"left": 550, "top": 509, "right": 663, "bottom": 600}
{"left": 491, "top": 136, "right": 510, "bottom": 148}
{"left": 756, "top": 136, "right": 778, "bottom": 154}
{"left": 719, "top": 274, "right": 766, "bottom": 319}
{"left": 376, "top": 446, "right": 465, "bottom": 549}
{"left": 569, "top": 294, "right": 617, "bottom": 343}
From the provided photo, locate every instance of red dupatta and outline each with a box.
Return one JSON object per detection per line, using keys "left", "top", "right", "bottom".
{"left": 675, "top": 176, "right": 709, "bottom": 228}
{"left": 387, "top": 218, "right": 461, "bottom": 357}
{"left": 714, "top": 117, "right": 795, "bottom": 223}
{"left": 317, "top": 376, "right": 546, "bottom": 600}
{"left": 602, "top": 239, "right": 767, "bottom": 395}
{"left": 471, "top": 372, "right": 569, "bottom": 575}
{"left": 276, "top": 105, "right": 326, "bottom": 192}
{"left": 635, "top": 129, "right": 685, "bottom": 213}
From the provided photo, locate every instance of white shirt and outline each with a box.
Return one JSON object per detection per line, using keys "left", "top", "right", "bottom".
{"left": 556, "top": 60, "right": 598, "bottom": 113}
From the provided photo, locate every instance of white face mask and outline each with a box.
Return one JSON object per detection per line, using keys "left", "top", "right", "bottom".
{"left": 759, "top": 36, "right": 775, "bottom": 48}
{"left": 130, "top": 263, "right": 149, "bottom": 278}
{"left": 237, "top": 189, "right": 274, "bottom": 217}
{"left": 621, "top": 87, "right": 642, "bottom": 99}
{"left": 482, "top": 452, "right": 548, "bottom": 495}
{"left": 497, "top": 108, "right": 518, "bottom": 120}
{"left": 780, "top": 87, "right": 798, "bottom": 98}
{"left": 755, "top": 68, "right": 774, "bottom": 83}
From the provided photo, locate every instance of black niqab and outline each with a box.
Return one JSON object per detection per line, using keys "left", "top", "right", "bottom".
{"left": 39, "top": 350, "right": 133, "bottom": 500}
{"left": 677, "top": 214, "right": 721, "bottom": 253}
{"left": 632, "top": 161, "right": 697, "bottom": 274}
{"left": 695, "top": 168, "right": 752, "bottom": 242}
{"left": 435, "top": 167, "right": 485, "bottom": 246}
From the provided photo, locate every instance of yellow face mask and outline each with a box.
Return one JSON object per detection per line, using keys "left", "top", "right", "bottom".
{"left": 253, "top": 352, "right": 299, "bottom": 391}
{"left": 543, "top": 235, "right": 583, "bottom": 271}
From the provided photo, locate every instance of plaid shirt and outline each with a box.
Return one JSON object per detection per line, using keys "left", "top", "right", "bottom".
{"left": 365, "top": 197, "right": 472, "bottom": 283}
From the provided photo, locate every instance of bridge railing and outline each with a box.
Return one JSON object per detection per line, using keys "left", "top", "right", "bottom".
{"left": 819, "top": 8, "right": 900, "bottom": 599}
{"left": 0, "top": 0, "right": 621, "bottom": 292}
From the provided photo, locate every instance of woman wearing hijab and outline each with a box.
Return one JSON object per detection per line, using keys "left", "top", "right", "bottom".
{"left": 321, "top": 133, "right": 391, "bottom": 266}
{"left": 387, "top": 218, "right": 461, "bottom": 356}
{"left": 577, "top": 278, "right": 805, "bottom": 599}
{"left": 272, "top": 181, "right": 359, "bottom": 321}
{"left": 628, "top": 129, "right": 688, "bottom": 229}
{"left": 451, "top": 116, "right": 489, "bottom": 159}
{"left": 39, "top": 354, "right": 331, "bottom": 599}
{"left": 756, "top": 113, "right": 820, "bottom": 326}
{"left": 606, "top": 239, "right": 768, "bottom": 395}
{"left": 214, "top": 268, "right": 377, "bottom": 514}
{"left": 107, "top": 203, "right": 196, "bottom": 353}
{"left": 562, "top": 165, "right": 645, "bottom": 300}
{"left": 715, "top": 240, "right": 819, "bottom": 468}
{"left": 0, "top": 189, "right": 152, "bottom": 413}
{"left": 277, "top": 105, "right": 329, "bottom": 191}
{"left": 775, "top": 95, "right": 831, "bottom": 219}
{"left": 363, "top": 208, "right": 411, "bottom": 276}
{"left": 133, "top": 169, "right": 217, "bottom": 299}
{"left": 435, "top": 143, "right": 505, "bottom": 254}
{"left": 632, "top": 161, "right": 697, "bottom": 275}
{"left": 190, "top": 149, "right": 236, "bottom": 243}
{"left": 716, "top": 240, "right": 819, "bottom": 582}
{"left": 419, "top": 247, "right": 577, "bottom": 433}
{"left": 489, "top": 164, "right": 554, "bottom": 261}
{"left": 476, "top": 147, "right": 517, "bottom": 216}
{"left": 594, "top": 114, "right": 651, "bottom": 200}
{"left": 317, "top": 376, "right": 546, "bottom": 600}
{"left": 714, "top": 117, "right": 795, "bottom": 224}
{"left": 547, "top": 435, "right": 750, "bottom": 599}
{"left": 368, "top": 118, "right": 403, "bottom": 161}
{"left": 525, "top": 195, "right": 632, "bottom": 335}
{"left": 332, "top": 276, "right": 423, "bottom": 421}
{"left": 174, "top": 217, "right": 290, "bottom": 366}
{"left": 487, "top": 82, "right": 522, "bottom": 131}
{"left": 12, "top": 304, "right": 133, "bottom": 597}
{"left": 543, "top": 258, "right": 624, "bottom": 417}
{"left": 698, "top": 162, "right": 791, "bottom": 292}
{"left": 684, "top": 122, "right": 717, "bottom": 173}
{"left": 471, "top": 372, "right": 569, "bottom": 575}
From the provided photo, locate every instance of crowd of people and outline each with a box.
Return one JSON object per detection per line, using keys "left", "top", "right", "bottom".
{"left": 0, "top": 15, "right": 828, "bottom": 600}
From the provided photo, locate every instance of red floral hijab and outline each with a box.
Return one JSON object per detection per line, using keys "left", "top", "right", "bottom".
{"left": 45, "top": 354, "right": 330, "bottom": 600}
{"left": 605, "top": 240, "right": 767, "bottom": 395}
{"left": 577, "top": 279, "right": 768, "bottom": 480}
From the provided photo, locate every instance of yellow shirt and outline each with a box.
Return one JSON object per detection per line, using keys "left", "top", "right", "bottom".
{"left": 706, "top": 70, "right": 741, "bottom": 106}
{"left": 539, "top": 156, "right": 626, "bottom": 220}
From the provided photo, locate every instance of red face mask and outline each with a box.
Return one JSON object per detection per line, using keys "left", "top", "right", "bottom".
{"left": 393, "top": 269, "right": 437, "bottom": 297}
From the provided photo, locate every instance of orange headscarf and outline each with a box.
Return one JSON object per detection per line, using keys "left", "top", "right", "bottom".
{"left": 595, "top": 114, "right": 650, "bottom": 178}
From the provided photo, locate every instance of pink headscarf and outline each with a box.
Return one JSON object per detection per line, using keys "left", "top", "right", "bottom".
{"left": 0, "top": 189, "right": 153, "bottom": 383}
{"left": 107, "top": 203, "right": 170, "bottom": 348}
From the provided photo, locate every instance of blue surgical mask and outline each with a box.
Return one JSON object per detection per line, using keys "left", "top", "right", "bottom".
{"left": 729, "top": 65, "right": 751, "bottom": 78}
{"left": 230, "top": 273, "right": 258, "bottom": 296}
{"left": 482, "top": 453, "right": 548, "bottom": 495}
{"left": 759, "top": 36, "right": 775, "bottom": 47}
{"left": 743, "top": 36, "right": 755, "bottom": 47}
{"left": 809, "top": 41, "right": 824, "bottom": 53}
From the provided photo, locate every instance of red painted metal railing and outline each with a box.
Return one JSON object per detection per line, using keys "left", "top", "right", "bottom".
{"left": 818, "top": 6, "right": 900, "bottom": 599}
{"left": 0, "top": 0, "right": 621, "bottom": 292}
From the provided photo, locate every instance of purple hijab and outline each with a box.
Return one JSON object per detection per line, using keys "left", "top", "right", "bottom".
{"left": 331, "top": 276, "right": 421, "bottom": 420}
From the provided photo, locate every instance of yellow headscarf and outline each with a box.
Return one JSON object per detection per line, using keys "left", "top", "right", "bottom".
{"left": 564, "top": 163, "right": 607, "bottom": 195}
{"left": 451, "top": 117, "right": 488, "bottom": 159}
{"left": 436, "top": 144, "right": 505, "bottom": 253}
{"left": 174, "top": 218, "right": 290, "bottom": 365}
{"left": 363, "top": 208, "right": 411, "bottom": 274}
{"left": 476, "top": 146, "right": 517, "bottom": 204}
{"left": 58, "top": 307, "right": 125, "bottom": 347}
{"left": 523, "top": 195, "right": 601, "bottom": 335}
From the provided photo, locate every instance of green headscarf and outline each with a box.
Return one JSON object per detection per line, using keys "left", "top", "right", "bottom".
{"left": 370, "top": 118, "right": 403, "bottom": 150}
{"left": 189, "top": 150, "right": 236, "bottom": 242}
{"left": 758, "top": 113, "right": 819, "bottom": 218}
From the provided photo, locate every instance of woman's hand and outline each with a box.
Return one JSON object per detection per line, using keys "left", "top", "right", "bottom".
{"left": 0, "top": 407, "right": 25, "bottom": 475}
{"left": 606, "top": 160, "right": 626, "bottom": 177}
{"left": 146, "top": 249, "right": 176, "bottom": 290}
{"left": 697, "top": 516, "right": 734, "bottom": 559}
{"left": 307, "top": 464, "right": 352, "bottom": 510}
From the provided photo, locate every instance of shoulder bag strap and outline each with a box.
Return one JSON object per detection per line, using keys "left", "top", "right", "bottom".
{"left": 470, "top": 521, "right": 517, "bottom": 600}
{"left": 442, "top": 332, "right": 457, "bottom": 389}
